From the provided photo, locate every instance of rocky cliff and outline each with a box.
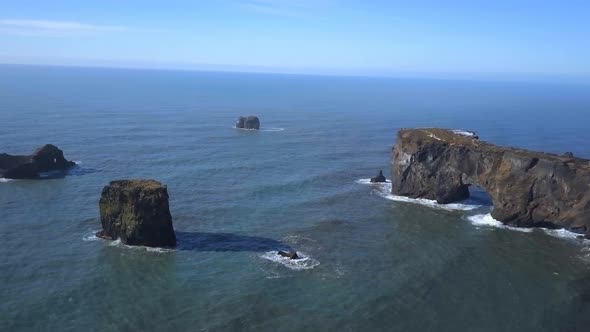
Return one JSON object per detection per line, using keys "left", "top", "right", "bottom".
{"left": 391, "top": 128, "right": 590, "bottom": 236}
{"left": 98, "top": 180, "right": 177, "bottom": 247}
{"left": 0, "top": 144, "right": 76, "bottom": 179}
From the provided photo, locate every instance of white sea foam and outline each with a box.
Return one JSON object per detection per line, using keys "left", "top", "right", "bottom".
{"left": 542, "top": 228, "right": 588, "bottom": 241}
{"left": 386, "top": 195, "right": 481, "bottom": 211}
{"left": 355, "top": 178, "right": 391, "bottom": 185}
{"left": 356, "top": 179, "right": 481, "bottom": 211}
{"left": 467, "top": 214, "right": 590, "bottom": 241}
{"left": 358, "top": 177, "right": 587, "bottom": 242}
{"left": 0, "top": 178, "right": 12, "bottom": 183}
{"left": 260, "top": 251, "right": 320, "bottom": 270}
{"left": 467, "top": 214, "right": 532, "bottom": 233}
{"left": 452, "top": 129, "right": 476, "bottom": 137}
{"left": 144, "top": 246, "right": 176, "bottom": 253}
{"left": 104, "top": 238, "right": 175, "bottom": 253}
{"left": 233, "top": 127, "right": 285, "bottom": 132}
{"left": 82, "top": 231, "right": 101, "bottom": 241}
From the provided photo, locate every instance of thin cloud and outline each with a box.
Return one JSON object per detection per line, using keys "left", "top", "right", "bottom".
{"left": 0, "top": 19, "right": 159, "bottom": 37}
{"left": 238, "top": 0, "right": 334, "bottom": 18}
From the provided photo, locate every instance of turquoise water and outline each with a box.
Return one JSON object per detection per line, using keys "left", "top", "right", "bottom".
{"left": 1, "top": 65, "right": 590, "bottom": 331}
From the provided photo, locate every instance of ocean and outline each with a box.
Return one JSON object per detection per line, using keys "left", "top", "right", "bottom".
{"left": 1, "top": 64, "right": 589, "bottom": 331}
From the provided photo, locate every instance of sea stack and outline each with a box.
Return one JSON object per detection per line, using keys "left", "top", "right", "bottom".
{"left": 370, "top": 170, "right": 387, "bottom": 183}
{"left": 391, "top": 128, "right": 590, "bottom": 237}
{"left": 0, "top": 144, "right": 76, "bottom": 179}
{"left": 98, "top": 180, "right": 177, "bottom": 247}
{"left": 235, "top": 116, "right": 260, "bottom": 130}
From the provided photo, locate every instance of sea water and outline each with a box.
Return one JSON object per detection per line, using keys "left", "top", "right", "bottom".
{"left": 1, "top": 65, "right": 590, "bottom": 331}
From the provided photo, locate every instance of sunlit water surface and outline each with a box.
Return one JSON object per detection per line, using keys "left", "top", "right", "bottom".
{"left": 1, "top": 65, "right": 590, "bottom": 331}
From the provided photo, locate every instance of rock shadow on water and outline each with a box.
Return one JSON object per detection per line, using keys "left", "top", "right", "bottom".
{"left": 175, "top": 231, "right": 293, "bottom": 252}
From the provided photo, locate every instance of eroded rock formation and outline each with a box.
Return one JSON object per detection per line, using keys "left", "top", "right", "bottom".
{"left": 0, "top": 144, "right": 76, "bottom": 179}
{"left": 236, "top": 116, "right": 260, "bottom": 130}
{"left": 98, "top": 180, "right": 177, "bottom": 247}
{"left": 391, "top": 128, "right": 590, "bottom": 236}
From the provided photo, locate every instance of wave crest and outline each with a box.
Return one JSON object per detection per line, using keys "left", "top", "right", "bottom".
{"left": 260, "top": 251, "right": 320, "bottom": 270}
{"left": 356, "top": 178, "right": 481, "bottom": 211}
{"left": 468, "top": 214, "right": 590, "bottom": 241}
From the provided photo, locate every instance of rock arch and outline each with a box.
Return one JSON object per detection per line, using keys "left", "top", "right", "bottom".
{"left": 391, "top": 128, "right": 590, "bottom": 236}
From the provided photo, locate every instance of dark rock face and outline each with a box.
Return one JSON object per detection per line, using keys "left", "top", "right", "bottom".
{"left": 98, "top": 180, "right": 177, "bottom": 247}
{"left": 391, "top": 128, "right": 590, "bottom": 236}
{"left": 370, "top": 170, "right": 387, "bottom": 183}
{"left": 235, "top": 116, "right": 260, "bottom": 130}
{"left": 0, "top": 144, "right": 76, "bottom": 179}
{"left": 278, "top": 250, "right": 299, "bottom": 259}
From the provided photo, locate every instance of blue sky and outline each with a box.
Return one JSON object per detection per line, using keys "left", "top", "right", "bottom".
{"left": 0, "top": 0, "right": 589, "bottom": 79}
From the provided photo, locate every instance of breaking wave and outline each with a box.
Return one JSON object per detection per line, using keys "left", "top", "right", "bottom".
{"left": 84, "top": 236, "right": 175, "bottom": 253}
{"left": 452, "top": 129, "right": 476, "bottom": 137}
{"left": 356, "top": 178, "right": 482, "bottom": 211}
{"left": 467, "top": 213, "right": 532, "bottom": 233}
{"left": 108, "top": 239, "right": 176, "bottom": 253}
{"left": 468, "top": 213, "right": 590, "bottom": 241}
{"left": 0, "top": 178, "right": 12, "bottom": 183}
{"left": 260, "top": 251, "right": 320, "bottom": 270}
{"left": 82, "top": 230, "right": 101, "bottom": 241}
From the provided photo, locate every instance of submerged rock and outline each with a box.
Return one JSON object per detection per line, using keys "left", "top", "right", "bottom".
{"left": 391, "top": 128, "right": 590, "bottom": 237}
{"left": 278, "top": 250, "right": 299, "bottom": 259}
{"left": 0, "top": 144, "right": 76, "bottom": 179}
{"left": 235, "top": 116, "right": 260, "bottom": 130}
{"left": 98, "top": 180, "right": 177, "bottom": 247}
{"left": 370, "top": 170, "right": 387, "bottom": 183}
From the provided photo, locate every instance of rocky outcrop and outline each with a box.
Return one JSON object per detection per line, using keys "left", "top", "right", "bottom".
{"left": 391, "top": 128, "right": 590, "bottom": 236}
{"left": 563, "top": 152, "right": 575, "bottom": 158}
{"left": 0, "top": 144, "right": 76, "bottom": 179}
{"left": 98, "top": 180, "right": 176, "bottom": 247}
{"left": 278, "top": 250, "right": 299, "bottom": 259}
{"left": 236, "top": 116, "right": 260, "bottom": 130}
{"left": 370, "top": 170, "right": 387, "bottom": 183}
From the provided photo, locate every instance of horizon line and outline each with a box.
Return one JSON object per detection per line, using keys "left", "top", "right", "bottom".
{"left": 1, "top": 60, "right": 589, "bottom": 85}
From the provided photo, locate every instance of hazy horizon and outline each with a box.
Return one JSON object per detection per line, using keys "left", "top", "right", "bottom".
{"left": 2, "top": 61, "right": 589, "bottom": 85}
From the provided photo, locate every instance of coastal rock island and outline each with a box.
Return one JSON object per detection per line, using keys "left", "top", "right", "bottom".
{"left": 98, "top": 180, "right": 177, "bottom": 247}
{"left": 278, "top": 250, "right": 299, "bottom": 259}
{"left": 370, "top": 170, "right": 387, "bottom": 183}
{"left": 235, "top": 116, "right": 260, "bottom": 130}
{"left": 391, "top": 128, "right": 590, "bottom": 236}
{"left": 0, "top": 144, "right": 76, "bottom": 179}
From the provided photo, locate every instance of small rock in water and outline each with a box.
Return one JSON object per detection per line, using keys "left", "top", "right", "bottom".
{"left": 563, "top": 152, "right": 574, "bottom": 158}
{"left": 278, "top": 250, "right": 299, "bottom": 260}
{"left": 235, "top": 115, "right": 260, "bottom": 130}
{"left": 370, "top": 170, "right": 387, "bottom": 183}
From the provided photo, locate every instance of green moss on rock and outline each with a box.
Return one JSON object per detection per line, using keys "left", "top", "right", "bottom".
{"left": 97, "top": 179, "right": 176, "bottom": 247}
